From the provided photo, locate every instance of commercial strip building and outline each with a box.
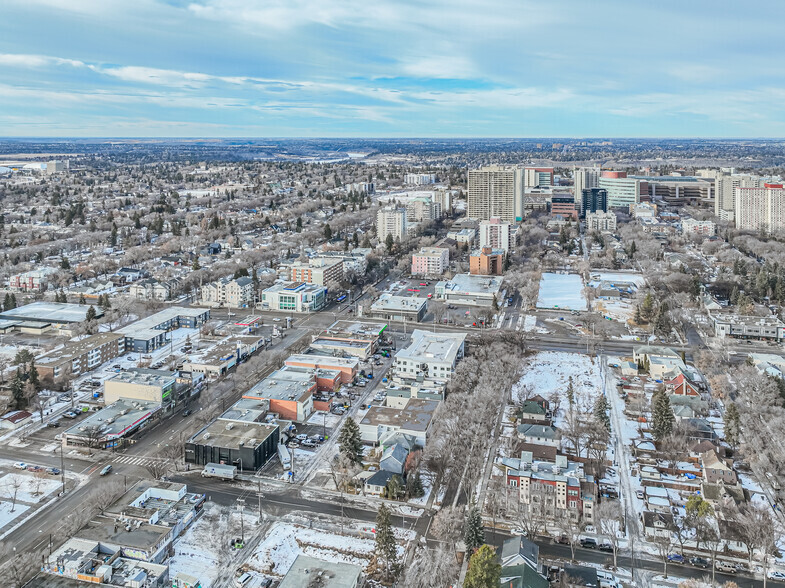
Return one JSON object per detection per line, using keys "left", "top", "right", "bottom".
{"left": 368, "top": 293, "right": 428, "bottom": 322}
{"left": 470, "top": 246, "right": 505, "bottom": 275}
{"left": 200, "top": 276, "right": 254, "bottom": 308}
{"left": 478, "top": 217, "right": 515, "bottom": 252}
{"left": 62, "top": 398, "right": 163, "bottom": 449}
{"left": 243, "top": 366, "right": 317, "bottom": 422}
{"left": 711, "top": 313, "right": 785, "bottom": 341}
{"left": 117, "top": 307, "right": 210, "bottom": 353}
{"left": 392, "top": 329, "right": 466, "bottom": 382}
{"left": 284, "top": 353, "right": 358, "bottom": 384}
{"left": 104, "top": 369, "right": 177, "bottom": 405}
{"left": 37, "top": 332, "right": 125, "bottom": 382}
{"left": 310, "top": 320, "right": 387, "bottom": 359}
{"left": 260, "top": 282, "right": 327, "bottom": 312}
{"left": 181, "top": 336, "right": 263, "bottom": 379}
{"left": 468, "top": 165, "right": 525, "bottom": 222}
{"left": 411, "top": 247, "right": 449, "bottom": 276}
{"left": 280, "top": 555, "right": 363, "bottom": 588}
{"left": 435, "top": 273, "right": 503, "bottom": 307}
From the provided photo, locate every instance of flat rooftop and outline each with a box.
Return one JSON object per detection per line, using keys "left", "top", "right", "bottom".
{"left": 244, "top": 366, "right": 315, "bottom": 402}
{"left": 371, "top": 293, "right": 427, "bottom": 312}
{"left": 437, "top": 273, "right": 502, "bottom": 295}
{"left": 76, "top": 514, "right": 171, "bottom": 551}
{"left": 37, "top": 332, "right": 124, "bottom": 367}
{"left": 107, "top": 368, "right": 176, "bottom": 388}
{"left": 396, "top": 329, "right": 465, "bottom": 364}
{"left": 264, "top": 281, "right": 325, "bottom": 293}
{"left": 360, "top": 398, "right": 439, "bottom": 432}
{"left": 64, "top": 398, "right": 161, "bottom": 439}
{"left": 285, "top": 353, "right": 359, "bottom": 369}
{"left": 279, "top": 554, "right": 362, "bottom": 588}
{"left": 311, "top": 337, "right": 369, "bottom": 350}
{"left": 326, "top": 320, "right": 387, "bottom": 338}
{"left": 117, "top": 307, "right": 207, "bottom": 340}
{"left": 220, "top": 396, "right": 270, "bottom": 423}
{"left": 189, "top": 342, "right": 238, "bottom": 365}
{"left": 714, "top": 313, "right": 785, "bottom": 327}
{"left": 190, "top": 419, "right": 277, "bottom": 450}
{"left": 0, "top": 301, "right": 104, "bottom": 324}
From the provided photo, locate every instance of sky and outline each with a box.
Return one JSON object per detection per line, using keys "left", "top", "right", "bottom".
{"left": 1, "top": 0, "right": 784, "bottom": 138}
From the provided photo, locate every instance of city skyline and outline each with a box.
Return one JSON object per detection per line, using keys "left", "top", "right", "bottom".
{"left": 2, "top": 0, "right": 785, "bottom": 137}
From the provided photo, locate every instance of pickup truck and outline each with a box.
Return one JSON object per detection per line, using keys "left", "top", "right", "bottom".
{"left": 201, "top": 463, "right": 237, "bottom": 480}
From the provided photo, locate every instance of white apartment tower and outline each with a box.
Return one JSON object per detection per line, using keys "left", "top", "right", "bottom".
{"left": 715, "top": 173, "right": 763, "bottom": 221}
{"left": 467, "top": 165, "right": 525, "bottom": 222}
{"left": 376, "top": 207, "right": 408, "bottom": 242}
{"left": 735, "top": 183, "right": 785, "bottom": 233}
{"left": 573, "top": 167, "right": 600, "bottom": 210}
{"left": 478, "top": 217, "right": 515, "bottom": 252}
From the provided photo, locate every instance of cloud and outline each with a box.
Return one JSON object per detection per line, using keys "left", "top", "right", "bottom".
{"left": 0, "top": 53, "right": 85, "bottom": 68}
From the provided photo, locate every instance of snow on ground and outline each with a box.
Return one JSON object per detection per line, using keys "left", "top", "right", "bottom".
{"left": 408, "top": 472, "right": 433, "bottom": 506}
{"left": 0, "top": 500, "right": 30, "bottom": 530}
{"left": 306, "top": 411, "right": 343, "bottom": 429}
{"left": 594, "top": 299, "right": 635, "bottom": 323}
{"left": 247, "top": 522, "right": 380, "bottom": 578}
{"left": 588, "top": 271, "right": 645, "bottom": 288}
{"left": 536, "top": 273, "right": 587, "bottom": 311}
{"left": 512, "top": 352, "right": 602, "bottom": 415}
{"left": 0, "top": 473, "right": 61, "bottom": 503}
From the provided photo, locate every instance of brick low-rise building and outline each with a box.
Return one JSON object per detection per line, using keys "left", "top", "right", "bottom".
{"left": 469, "top": 246, "right": 505, "bottom": 275}
{"left": 37, "top": 332, "right": 125, "bottom": 383}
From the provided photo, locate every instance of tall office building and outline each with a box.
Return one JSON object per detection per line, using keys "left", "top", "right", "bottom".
{"left": 735, "top": 183, "right": 785, "bottom": 233}
{"left": 467, "top": 165, "right": 525, "bottom": 222}
{"left": 580, "top": 188, "right": 608, "bottom": 218}
{"left": 376, "top": 207, "right": 407, "bottom": 241}
{"left": 524, "top": 167, "right": 554, "bottom": 189}
{"left": 573, "top": 167, "right": 600, "bottom": 210}
{"left": 598, "top": 171, "right": 643, "bottom": 209}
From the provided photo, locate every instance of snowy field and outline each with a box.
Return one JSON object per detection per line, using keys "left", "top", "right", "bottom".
{"left": 0, "top": 473, "right": 61, "bottom": 503}
{"left": 594, "top": 299, "right": 635, "bottom": 323}
{"left": 536, "top": 273, "right": 587, "bottom": 310}
{"left": 513, "top": 351, "right": 602, "bottom": 415}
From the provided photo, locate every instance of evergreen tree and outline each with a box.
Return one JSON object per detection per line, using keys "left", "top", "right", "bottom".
{"left": 60, "top": 256, "right": 70, "bottom": 270}
{"left": 723, "top": 402, "right": 741, "bottom": 450}
{"left": 10, "top": 373, "right": 25, "bottom": 410}
{"left": 463, "top": 502, "right": 484, "bottom": 554}
{"left": 566, "top": 376, "right": 575, "bottom": 412}
{"left": 640, "top": 293, "right": 654, "bottom": 321}
{"left": 3, "top": 293, "right": 10, "bottom": 310}
{"left": 384, "top": 474, "right": 403, "bottom": 499}
{"left": 374, "top": 503, "right": 398, "bottom": 582}
{"left": 10, "top": 294, "right": 16, "bottom": 308}
{"left": 651, "top": 388, "right": 674, "bottom": 442}
{"left": 338, "top": 417, "right": 364, "bottom": 464}
{"left": 192, "top": 258, "right": 200, "bottom": 270}
{"left": 86, "top": 305, "right": 97, "bottom": 322}
{"left": 385, "top": 233, "right": 394, "bottom": 252}
{"left": 594, "top": 394, "right": 611, "bottom": 434}
{"left": 408, "top": 471, "right": 424, "bottom": 498}
{"left": 323, "top": 223, "right": 333, "bottom": 240}
{"left": 78, "top": 293, "right": 86, "bottom": 305}
{"left": 634, "top": 305, "right": 642, "bottom": 324}
{"left": 464, "top": 544, "right": 501, "bottom": 588}
{"left": 295, "top": 216, "right": 302, "bottom": 232}
{"left": 28, "top": 361, "right": 39, "bottom": 390}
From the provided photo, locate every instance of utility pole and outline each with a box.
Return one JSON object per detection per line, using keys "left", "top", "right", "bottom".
{"left": 237, "top": 498, "right": 245, "bottom": 544}
{"left": 257, "top": 479, "right": 263, "bottom": 519}
{"left": 59, "top": 443, "right": 65, "bottom": 495}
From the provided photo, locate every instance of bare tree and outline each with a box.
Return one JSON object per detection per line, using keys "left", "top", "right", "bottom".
{"left": 596, "top": 500, "right": 624, "bottom": 570}
{"left": 401, "top": 544, "right": 459, "bottom": 588}
{"left": 653, "top": 534, "right": 673, "bottom": 579}
{"left": 144, "top": 456, "right": 172, "bottom": 480}
{"left": 3, "top": 476, "right": 24, "bottom": 512}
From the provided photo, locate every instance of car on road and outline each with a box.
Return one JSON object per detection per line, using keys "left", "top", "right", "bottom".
{"left": 715, "top": 561, "right": 736, "bottom": 574}
{"left": 554, "top": 535, "right": 570, "bottom": 545}
{"left": 689, "top": 557, "right": 710, "bottom": 568}
{"left": 606, "top": 467, "right": 617, "bottom": 477}
{"left": 598, "top": 543, "right": 614, "bottom": 553}
{"left": 46, "top": 467, "right": 61, "bottom": 476}
{"left": 273, "top": 318, "right": 281, "bottom": 322}
{"left": 508, "top": 528, "right": 527, "bottom": 537}
{"left": 635, "top": 489, "right": 644, "bottom": 499}
{"left": 182, "top": 409, "right": 192, "bottom": 417}
{"left": 99, "top": 465, "right": 113, "bottom": 476}
{"left": 667, "top": 554, "right": 685, "bottom": 563}
{"left": 27, "top": 465, "right": 43, "bottom": 472}
{"left": 768, "top": 570, "right": 785, "bottom": 581}
{"left": 13, "top": 462, "right": 26, "bottom": 470}
{"left": 579, "top": 538, "right": 597, "bottom": 549}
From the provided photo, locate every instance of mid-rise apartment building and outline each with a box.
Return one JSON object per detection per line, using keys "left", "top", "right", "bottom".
{"left": 468, "top": 165, "right": 525, "bottom": 222}
{"left": 573, "top": 167, "right": 600, "bottom": 211}
{"left": 585, "top": 211, "right": 617, "bottom": 232}
{"left": 376, "top": 207, "right": 408, "bottom": 241}
{"left": 681, "top": 218, "right": 716, "bottom": 235}
{"left": 287, "top": 257, "right": 344, "bottom": 287}
{"left": 201, "top": 276, "right": 254, "bottom": 308}
{"left": 550, "top": 195, "right": 577, "bottom": 220}
{"left": 404, "top": 172, "right": 437, "bottom": 185}
{"left": 36, "top": 332, "right": 125, "bottom": 382}
{"left": 478, "top": 217, "right": 515, "bottom": 252}
{"left": 411, "top": 247, "right": 449, "bottom": 276}
{"left": 470, "top": 246, "right": 505, "bottom": 276}
{"left": 580, "top": 188, "right": 608, "bottom": 218}
{"left": 524, "top": 167, "right": 554, "bottom": 189}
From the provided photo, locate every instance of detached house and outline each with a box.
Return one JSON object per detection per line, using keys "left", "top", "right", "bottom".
{"left": 701, "top": 450, "right": 737, "bottom": 485}
{"left": 666, "top": 372, "right": 700, "bottom": 396}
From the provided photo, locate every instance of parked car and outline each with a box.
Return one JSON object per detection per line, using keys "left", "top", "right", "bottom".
{"left": 295, "top": 434, "right": 309, "bottom": 441}
{"left": 47, "top": 420, "right": 60, "bottom": 427}
{"left": 509, "top": 528, "right": 527, "bottom": 537}
{"left": 301, "top": 440, "right": 317, "bottom": 448}
{"left": 13, "top": 462, "right": 26, "bottom": 470}
{"left": 599, "top": 543, "right": 614, "bottom": 553}
{"left": 635, "top": 489, "right": 645, "bottom": 499}
{"left": 667, "top": 554, "right": 685, "bottom": 563}
{"left": 768, "top": 570, "right": 785, "bottom": 580}
{"left": 288, "top": 441, "right": 300, "bottom": 449}
{"left": 182, "top": 409, "right": 192, "bottom": 417}
{"left": 715, "top": 561, "right": 736, "bottom": 574}
{"left": 100, "top": 465, "right": 113, "bottom": 476}
{"left": 689, "top": 557, "right": 710, "bottom": 569}
{"left": 606, "top": 467, "right": 617, "bottom": 477}
{"left": 27, "top": 465, "right": 43, "bottom": 472}
{"left": 554, "top": 535, "right": 570, "bottom": 545}
{"left": 579, "top": 538, "right": 597, "bottom": 549}
{"left": 46, "top": 467, "right": 61, "bottom": 476}
{"left": 64, "top": 411, "right": 78, "bottom": 419}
